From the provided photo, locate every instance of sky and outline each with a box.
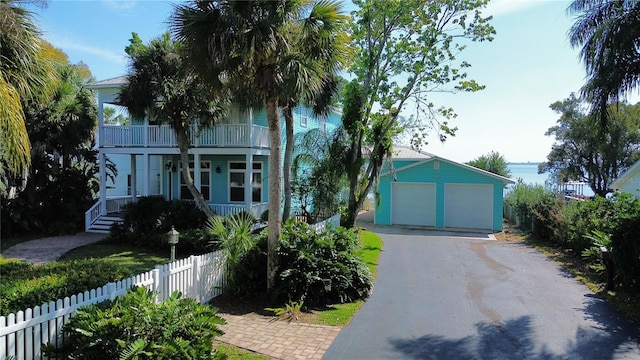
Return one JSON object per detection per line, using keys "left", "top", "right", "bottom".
{"left": 28, "top": 0, "right": 594, "bottom": 163}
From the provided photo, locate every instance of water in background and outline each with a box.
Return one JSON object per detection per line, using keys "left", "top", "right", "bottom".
{"left": 506, "top": 163, "right": 595, "bottom": 197}
{"left": 507, "top": 163, "right": 549, "bottom": 186}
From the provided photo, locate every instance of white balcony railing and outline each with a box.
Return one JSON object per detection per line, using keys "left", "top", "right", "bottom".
{"left": 100, "top": 124, "right": 270, "bottom": 149}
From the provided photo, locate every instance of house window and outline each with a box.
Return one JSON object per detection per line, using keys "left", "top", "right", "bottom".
{"left": 319, "top": 119, "right": 326, "bottom": 133}
{"left": 229, "top": 162, "right": 262, "bottom": 202}
{"left": 300, "top": 107, "right": 308, "bottom": 127}
{"left": 179, "top": 161, "right": 211, "bottom": 201}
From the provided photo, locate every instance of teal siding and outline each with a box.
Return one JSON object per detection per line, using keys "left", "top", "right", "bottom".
{"left": 376, "top": 159, "right": 506, "bottom": 231}
{"left": 253, "top": 109, "right": 268, "bottom": 127}
{"left": 160, "top": 155, "right": 268, "bottom": 206}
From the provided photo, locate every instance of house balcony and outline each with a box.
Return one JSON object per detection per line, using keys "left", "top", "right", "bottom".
{"left": 99, "top": 124, "right": 270, "bottom": 149}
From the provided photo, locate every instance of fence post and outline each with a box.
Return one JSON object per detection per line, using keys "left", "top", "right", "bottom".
{"left": 152, "top": 267, "right": 162, "bottom": 303}
{"left": 106, "top": 282, "right": 117, "bottom": 301}
{"left": 191, "top": 256, "right": 200, "bottom": 302}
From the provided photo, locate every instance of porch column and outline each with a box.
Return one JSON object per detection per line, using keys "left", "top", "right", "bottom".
{"left": 245, "top": 153, "right": 253, "bottom": 214}
{"left": 142, "top": 153, "right": 150, "bottom": 196}
{"left": 99, "top": 152, "right": 107, "bottom": 214}
{"left": 247, "top": 107, "right": 253, "bottom": 147}
{"left": 194, "top": 153, "right": 201, "bottom": 191}
{"left": 130, "top": 154, "right": 137, "bottom": 201}
{"left": 97, "top": 97, "right": 104, "bottom": 147}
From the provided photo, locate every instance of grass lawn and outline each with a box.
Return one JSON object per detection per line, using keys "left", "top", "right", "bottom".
{"left": 495, "top": 222, "right": 640, "bottom": 323}
{"left": 215, "top": 343, "right": 270, "bottom": 359}
{"left": 313, "top": 229, "right": 383, "bottom": 326}
{"left": 59, "top": 241, "right": 170, "bottom": 275}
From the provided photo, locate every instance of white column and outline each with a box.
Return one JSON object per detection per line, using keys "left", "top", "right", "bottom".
{"left": 245, "top": 153, "right": 253, "bottom": 214}
{"left": 142, "top": 153, "right": 150, "bottom": 196}
{"left": 100, "top": 152, "right": 107, "bottom": 214}
{"left": 97, "top": 97, "right": 104, "bottom": 148}
{"left": 194, "top": 153, "right": 201, "bottom": 191}
{"left": 130, "top": 154, "right": 137, "bottom": 201}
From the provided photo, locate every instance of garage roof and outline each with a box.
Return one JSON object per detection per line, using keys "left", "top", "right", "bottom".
{"left": 385, "top": 146, "right": 515, "bottom": 184}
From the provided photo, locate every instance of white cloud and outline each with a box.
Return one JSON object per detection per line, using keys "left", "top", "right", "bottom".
{"left": 101, "top": 0, "right": 138, "bottom": 11}
{"left": 484, "top": 0, "right": 549, "bottom": 17}
{"left": 44, "top": 35, "right": 127, "bottom": 65}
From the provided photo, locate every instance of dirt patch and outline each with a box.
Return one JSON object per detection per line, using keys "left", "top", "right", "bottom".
{"left": 494, "top": 221, "right": 530, "bottom": 243}
{"left": 208, "top": 294, "right": 320, "bottom": 323}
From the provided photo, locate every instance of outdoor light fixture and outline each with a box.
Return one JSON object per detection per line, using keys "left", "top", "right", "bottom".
{"left": 216, "top": 165, "right": 221, "bottom": 173}
{"left": 167, "top": 226, "right": 180, "bottom": 261}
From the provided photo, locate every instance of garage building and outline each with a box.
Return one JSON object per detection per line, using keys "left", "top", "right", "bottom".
{"left": 374, "top": 147, "right": 514, "bottom": 231}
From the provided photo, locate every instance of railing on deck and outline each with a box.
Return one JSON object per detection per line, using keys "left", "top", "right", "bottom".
{"left": 0, "top": 252, "right": 226, "bottom": 360}
{"left": 101, "top": 124, "right": 270, "bottom": 148}
{"left": 209, "top": 203, "right": 268, "bottom": 218}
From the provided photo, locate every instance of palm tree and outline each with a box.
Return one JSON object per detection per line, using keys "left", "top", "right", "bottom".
{"left": 171, "top": 0, "right": 349, "bottom": 291}
{"left": 118, "top": 33, "right": 227, "bottom": 218}
{"left": 568, "top": 0, "right": 640, "bottom": 124}
{"left": 0, "top": 0, "right": 52, "bottom": 177}
{"left": 280, "top": 2, "right": 350, "bottom": 221}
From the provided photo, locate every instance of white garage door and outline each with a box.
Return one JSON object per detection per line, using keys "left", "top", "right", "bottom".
{"left": 444, "top": 184, "right": 493, "bottom": 230}
{"left": 391, "top": 183, "right": 436, "bottom": 226}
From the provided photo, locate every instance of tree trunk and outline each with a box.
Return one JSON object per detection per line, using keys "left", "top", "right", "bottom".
{"left": 282, "top": 104, "right": 294, "bottom": 222}
{"left": 266, "top": 96, "right": 282, "bottom": 293}
{"left": 175, "top": 128, "right": 215, "bottom": 219}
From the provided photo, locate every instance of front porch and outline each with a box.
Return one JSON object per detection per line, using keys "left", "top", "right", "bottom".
{"left": 86, "top": 197, "right": 269, "bottom": 233}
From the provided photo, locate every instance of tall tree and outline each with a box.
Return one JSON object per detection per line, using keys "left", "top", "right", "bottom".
{"left": 338, "top": 0, "right": 495, "bottom": 227}
{"left": 568, "top": 0, "right": 640, "bottom": 124}
{"left": 118, "top": 33, "right": 227, "bottom": 219}
{"left": 280, "top": 2, "right": 350, "bottom": 221}
{"left": 171, "top": 0, "right": 349, "bottom": 291}
{"left": 466, "top": 151, "right": 511, "bottom": 178}
{"left": 539, "top": 94, "right": 640, "bottom": 197}
{"left": 0, "top": 0, "right": 53, "bottom": 182}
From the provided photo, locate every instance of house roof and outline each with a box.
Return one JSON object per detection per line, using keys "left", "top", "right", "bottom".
{"left": 384, "top": 146, "right": 515, "bottom": 184}
{"left": 611, "top": 159, "right": 640, "bottom": 189}
{"left": 86, "top": 76, "right": 128, "bottom": 89}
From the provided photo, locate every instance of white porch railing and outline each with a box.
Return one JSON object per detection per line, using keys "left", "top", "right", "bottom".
{"left": 100, "top": 124, "right": 270, "bottom": 148}
{"left": 0, "top": 252, "right": 226, "bottom": 360}
{"left": 209, "top": 202, "right": 269, "bottom": 218}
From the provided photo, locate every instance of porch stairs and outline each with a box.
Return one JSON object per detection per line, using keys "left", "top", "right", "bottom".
{"left": 86, "top": 215, "right": 123, "bottom": 234}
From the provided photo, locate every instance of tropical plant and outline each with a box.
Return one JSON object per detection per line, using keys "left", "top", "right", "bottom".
{"left": 264, "top": 300, "right": 304, "bottom": 322}
{"left": 0, "top": 0, "right": 54, "bottom": 178}
{"left": 274, "top": 220, "right": 372, "bottom": 305}
{"left": 207, "top": 212, "right": 258, "bottom": 279}
{"left": 171, "top": 0, "right": 349, "bottom": 291}
{"left": 539, "top": 94, "right": 640, "bottom": 197}
{"left": 44, "top": 287, "right": 225, "bottom": 360}
{"left": 118, "top": 32, "right": 227, "bottom": 219}
{"left": 466, "top": 151, "right": 512, "bottom": 178}
{"left": 568, "top": 0, "right": 640, "bottom": 124}
{"left": 337, "top": 0, "right": 495, "bottom": 227}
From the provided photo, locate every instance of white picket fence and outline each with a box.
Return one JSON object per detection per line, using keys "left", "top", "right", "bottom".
{"left": 0, "top": 251, "right": 226, "bottom": 360}
{"left": 311, "top": 213, "right": 341, "bottom": 232}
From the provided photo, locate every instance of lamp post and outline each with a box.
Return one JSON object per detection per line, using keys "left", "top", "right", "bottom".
{"left": 167, "top": 226, "right": 179, "bottom": 262}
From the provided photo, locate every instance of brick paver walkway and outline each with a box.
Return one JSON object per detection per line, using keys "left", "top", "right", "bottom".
{"left": 218, "top": 314, "right": 342, "bottom": 360}
{"left": 2, "top": 232, "right": 107, "bottom": 264}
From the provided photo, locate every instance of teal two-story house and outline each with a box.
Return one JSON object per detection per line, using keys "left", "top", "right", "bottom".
{"left": 85, "top": 76, "right": 340, "bottom": 233}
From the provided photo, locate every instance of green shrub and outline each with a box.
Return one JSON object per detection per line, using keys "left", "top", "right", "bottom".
{"left": 177, "top": 228, "right": 217, "bottom": 255}
{"left": 273, "top": 220, "right": 372, "bottom": 306}
{"left": 0, "top": 259, "right": 130, "bottom": 316}
{"left": 44, "top": 286, "right": 225, "bottom": 360}
{"left": 109, "top": 196, "right": 208, "bottom": 249}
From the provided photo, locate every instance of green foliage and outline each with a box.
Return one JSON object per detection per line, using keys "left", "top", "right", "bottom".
{"left": 273, "top": 220, "right": 372, "bottom": 305}
{"left": 109, "top": 196, "right": 208, "bottom": 250}
{"left": 44, "top": 286, "right": 225, "bottom": 360}
{"left": 265, "top": 301, "right": 304, "bottom": 322}
{"left": 207, "top": 212, "right": 258, "bottom": 271}
{"left": 540, "top": 94, "right": 640, "bottom": 197}
{"left": 466, "top": 151, "right": 511, "bottom": 178}
{"left": 505, "top": 186, "right": 640, "bottom": 291}
{"left": 0, "top": 258, "right": 130, "bottom": 316}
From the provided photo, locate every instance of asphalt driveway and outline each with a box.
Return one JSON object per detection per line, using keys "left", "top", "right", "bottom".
{"left": 323, "top": 225, "right": 640, "bottom": 359}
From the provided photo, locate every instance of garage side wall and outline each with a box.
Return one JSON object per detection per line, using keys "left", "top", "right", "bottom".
{"left": 375, "top": 159, "right": 505, "bottom": 231}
